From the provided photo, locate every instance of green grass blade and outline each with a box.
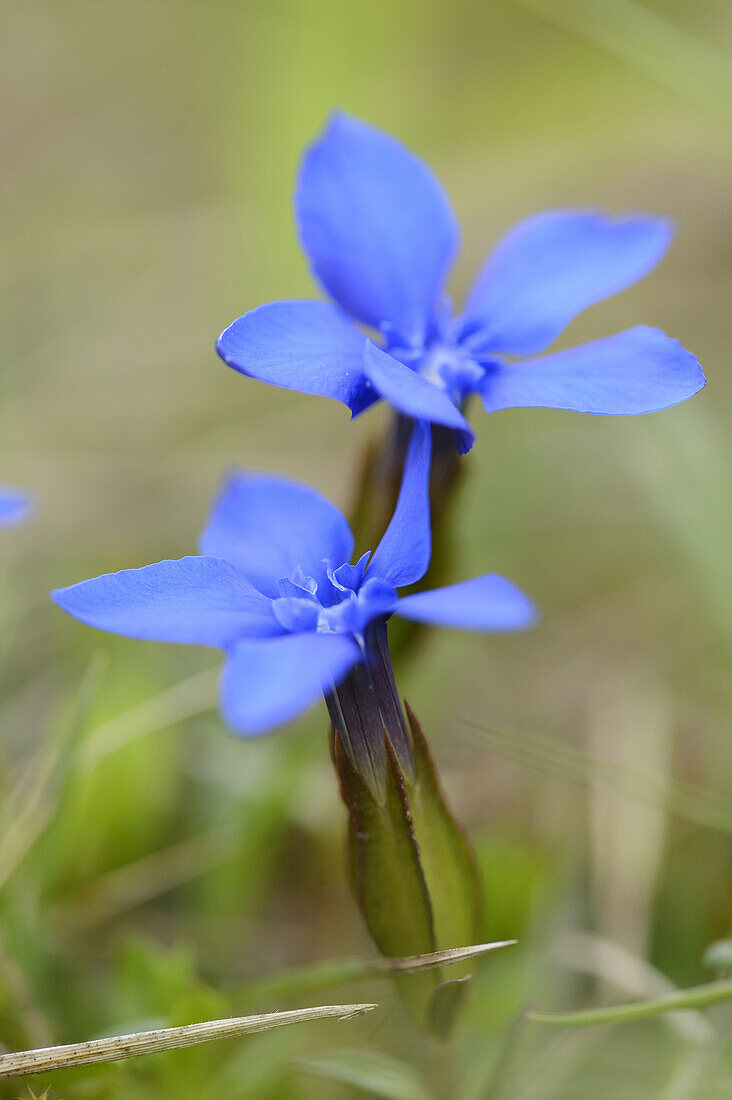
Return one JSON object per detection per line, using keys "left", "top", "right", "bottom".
{"left": 0, "top": 653, "right": 108, "bottom": 888}
{"left": 75, "top": 665, "right": 219, "bottom": 773}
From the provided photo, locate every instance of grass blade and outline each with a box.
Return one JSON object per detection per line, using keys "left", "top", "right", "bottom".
{"left": 374, "top": 941, "right": 517, "bottom": 973}
{"left": 52, "top": 825, "right": 239, "bottom": 934}
{"left": 0, "top": 1005, "right": 378, "bottom": 1080}
{"left": 75, "top": 665, "right": 219, "bottom": 773}
{"left": 511, "top": 0, "right": 732, "bottom": 127}
{"left": 238, "top": 941, "right": 517, "bottom": 1004}
{"left": 465, "top": 721, "right": 732, "bottom": 834}
{"left": 0, "top": 653, "right": 108, "bottom": 889}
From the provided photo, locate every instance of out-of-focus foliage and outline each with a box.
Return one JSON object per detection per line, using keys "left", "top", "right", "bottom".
{"left": 0, "top": 0, "right": 730, "bottom": 1095}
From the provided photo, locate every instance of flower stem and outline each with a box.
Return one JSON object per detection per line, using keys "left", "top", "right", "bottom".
{"left": 349, "top": 415, "right": 465, "bottom": 664}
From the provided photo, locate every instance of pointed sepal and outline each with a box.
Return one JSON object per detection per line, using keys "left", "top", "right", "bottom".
{"left": 330, "top": 728, "right": 438, "bottom": 1021}
{"left": 404, "top": 702, "right": 483, "bottom": 965}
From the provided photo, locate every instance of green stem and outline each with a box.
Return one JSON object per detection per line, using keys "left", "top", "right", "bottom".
{"left": 349, "top": 415, "right": 465, "bottom": 665}
{"left": 528, "top": 978, "right": 732, "bottom": 1028}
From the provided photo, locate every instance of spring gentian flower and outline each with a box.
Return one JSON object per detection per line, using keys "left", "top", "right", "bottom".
{"left": 217, "top": 114, "right": 705, "bottom": 453}
{"left": 0, "top": 487, "right": 32, "bottom": 526}
{"left": 51, "top": 425, "right": 535, "bottom": 747}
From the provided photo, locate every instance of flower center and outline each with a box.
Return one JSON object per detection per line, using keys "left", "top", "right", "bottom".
{"left": 270, "top": 556, "right": 397, "bottom": 637}
{"left": 387, "top": 329, "right": 487, "bottom": 406}
{"left": 419, "top": 341, "right": 486, "bottom": 403}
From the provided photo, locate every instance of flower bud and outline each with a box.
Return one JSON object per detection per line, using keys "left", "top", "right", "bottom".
{"left": 328, "top": 623, "right": 481, "bottom": 1032}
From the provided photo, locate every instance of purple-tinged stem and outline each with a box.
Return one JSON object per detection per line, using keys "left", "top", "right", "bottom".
{"left": 324, "top": 619, "right": 415, "bottom": 800}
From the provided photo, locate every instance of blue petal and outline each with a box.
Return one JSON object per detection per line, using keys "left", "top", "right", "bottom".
{"left": 464, "top": 211, "right": 673, "bottom": 356}
{"left": 52, "top": 557, "right": 281, "bottom": 647}
{"left": 368, "top": 420, "right": 432, "bottom": 589}
{"left": 296, "top": 113, "right": 459, "bottom": 344}
{"left": 277, "top": 576, "right": 317, "bottom": 600}
{"left": 396, "top": 574, "right": 538, "bottom": 631}
{"left": 221, "top": 632, "right": 360, "bottom": 735}
{"left": 0, "top": 488, "right": 33, "bottom": 526}
{"left": 328, "top": 551, "right": 371, "bottom": 593}
{"left": 453, "top": 427, "right": 475, "bottom": 456}
{"left": 362, "top": 340, "right": 474, "bottom": 440}
{"left": 216, "top": 300, "right": 373, "bottom": 415}
{"left": 272, "top": 596, "right": 321, "bottom": 633}
{"left": 200, "top": 474, "right": 354, "bottom": 598}
{"left": 320, "top": 576, "right": 398, "bottom": 635}
{"left": 353, "top": 576, "right": 399, "bottom": 625}
{"left": 481, "top": 327, "right": 705, "bottom": 416}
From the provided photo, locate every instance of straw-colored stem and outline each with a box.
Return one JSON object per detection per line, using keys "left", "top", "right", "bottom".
{"left": 0, "top": 1005, "right": 377, "bottom": 1080}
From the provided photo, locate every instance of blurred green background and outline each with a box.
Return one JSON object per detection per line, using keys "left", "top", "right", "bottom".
{"left": 0, "top": 0, "right": 730, "bottom": 1096}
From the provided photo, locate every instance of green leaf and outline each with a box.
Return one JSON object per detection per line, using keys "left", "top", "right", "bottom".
{"left": 298, "top": 1049, "right": 429, "bottom": 1100}
{"left": 528, "top": 978, "right": 732, "bottom": 1028}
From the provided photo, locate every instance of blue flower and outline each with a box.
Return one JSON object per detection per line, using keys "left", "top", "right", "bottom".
{"left": 51, "top": 425, "right": 536, "bottom": 736}
{"left": 217, "top": 113, "right": 705, "bottom": 454}
{"left": 0, "top": 487, "right": 33, "bottom": 526}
